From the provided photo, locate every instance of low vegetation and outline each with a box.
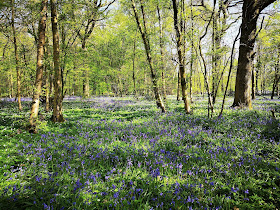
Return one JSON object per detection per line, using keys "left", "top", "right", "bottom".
{"left": 0, "top": 96, "right": 279, "bottom": 209}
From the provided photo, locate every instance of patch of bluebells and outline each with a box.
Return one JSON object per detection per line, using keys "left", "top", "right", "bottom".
{"left": 1, "top": 96, "right": 280, "bottom": 209}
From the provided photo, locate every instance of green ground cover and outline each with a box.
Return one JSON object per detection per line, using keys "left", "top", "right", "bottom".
{"left": 0, "top": 96, "right": 279, "bottom": 209}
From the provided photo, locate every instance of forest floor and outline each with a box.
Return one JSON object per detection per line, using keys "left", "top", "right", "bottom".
{"left": 0, "top": 96, "right": 279, "bottom": 209}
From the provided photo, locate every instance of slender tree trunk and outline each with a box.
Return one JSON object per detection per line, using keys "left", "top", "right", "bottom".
{"left": 84, "top": 69, "right": 90, "bottom": 97}
{"left": 219, "top": 28, "right": 240, "bottom": 117}
{"left": 132, "top": 35, "right": 137, "bottom": 97}
{"left": 11, "top": 0, "right": 22, "bottom": 111}
{"left": 51, "top": 0, "right": 64, "bottom": 122}
{"left": 82, "top": 41, "right": 90, "bottom": 98}
{"left": 211, "top": 12, "right": 217, "bottom": 104}
{"left": 189, "top": 0, "right": 194, "bottom": 103}
{"left": 177, "top": 71, "right": 180, "bottom": 101}
{"left": 45, "top": 34, "right": 51, "bottom": 112}
{"left": 271, "top": 51, "right": 280, "bottom": 99}
{"left": 172, "top": 0, "right": 190, "bottom": 113}
{"left": 29, "top": 0, "right": 48, "bottom": 132}
{"left": 10, "top": 74, "right": 13, "bottom": 98}
{"left": 262, "top": 65, "right": 266, "bottom": 95}
{"left": 252, "top": 62, "right": 256, "bottom": 100}
{"left": 255, "top": 47, "right": 260, "bottom": 96}
{"left": 45, "top": 67, "right": 50, "bottom": 111}
{"left": 81, "top": 38, "right": 90, "bottom": 98}
{"left": 157, "top": 5, "right": 166, "bottom": 100}
{"left": 131, "top": 0, "right": 166, "bottom": 112}
{"left": 232, "top": 0, "right": 276, "bottom": 108}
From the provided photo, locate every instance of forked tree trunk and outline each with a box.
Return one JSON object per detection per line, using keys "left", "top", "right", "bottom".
{"left": 29, "top": 0, "right": 48, "bottom": 133}
{"left": 172, "top": 0, "right": 190, "bottom": 113}
{"left": 232, "top": 0, "right": 276, "bottom": 108}
{"left": 51, "top": 0, "right": 64, "bottom": 122}
{"left": 11, "top": 0, "right": 22, "bottom": 111}
{"left": 131, "top": 0, "right": 166, "bottom": 112}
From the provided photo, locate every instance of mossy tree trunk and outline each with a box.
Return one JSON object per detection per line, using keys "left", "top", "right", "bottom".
{"left": 51, "top": 0, "right": 64, "bottom": 122}
{"left": 29, "top": 0, "right": 48, "bottom": 133}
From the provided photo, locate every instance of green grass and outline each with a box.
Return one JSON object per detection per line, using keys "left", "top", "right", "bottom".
{"left": 0, "top": 96, "right": 279, "bottom": 209}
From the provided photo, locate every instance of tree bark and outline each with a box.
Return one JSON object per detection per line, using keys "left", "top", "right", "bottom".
{"left": 132, "top": 34, "right": 137, "bottom": 97}
{"left": 51, "top": 0, "right": 64, "bottom": 122}
{"left": 255, "top": 44, "right": 260, "bottom": 95}
{"left": 232, "top": 0, "right": 276, "bottom": 108}
{"left": 10, "top": 73, "right": 13, "bottom": 98}
{"left": 219, "top": 28, "right": 240, "bottom": 117}
{"left": 189, "top": 0, "right": 194, "bottom": 103}
{"left": 271, "top": 51, "right": 280, "bottom": 99}
{"left": 29, "top": 0, "right": 48, "bottom": 133}
{"left": 177, "top": 71, "right": 180, "bottom": 101}
{"left": 131, "top": 0, "right": 166, "bottom": 112}
{"left": 252, "top": 62, "right": 256, "bottom": 100}
{"left": 172, "top": 0, "right": 190, "bottom": 113}
{"left": 157, "top": 5, "right": 166, "bottom": 101}
{"left": 45, "top": 34, "right": 51, "bottom": 112}
{"left": 11, "top": 0, "right": 22, "bottom": 111}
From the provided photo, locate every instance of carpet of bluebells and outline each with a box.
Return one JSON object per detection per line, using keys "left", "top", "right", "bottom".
{"left": 0, "top": 96, "right": 279, "bottom": 210}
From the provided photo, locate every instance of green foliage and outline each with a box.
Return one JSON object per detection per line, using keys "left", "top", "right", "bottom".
{"left": 0, "top": 96, "right": 280, "bottom": 209}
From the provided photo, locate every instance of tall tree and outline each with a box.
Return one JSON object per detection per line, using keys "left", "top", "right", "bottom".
{"left": 172, "top": 0, "right": 191, "bottom": 114}
{"left": 131, "top": 0, "right": 166, "bottom": 112}
{"left": 271, "top": 50, "right": 280, "bottom": 99}
{"left": 156, "top": 4, "right": 166, "bottom": 100}
{"left": 11, "top": 0, "right": 22, "bottom": 111}
{"left": 51, "top": 0, "right": 64, "bottom": 122}
{"left": 75, "top": 0, "right": 116, "bottom": 98}
{"left": 29, "top": 0, "right": 48, "bottom": 133}
{"left": 232, "top": 0, "right": 277, "bottom": 108}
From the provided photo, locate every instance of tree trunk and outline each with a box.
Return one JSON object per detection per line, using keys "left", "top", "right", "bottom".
{"left": 177, "top": 71, "right": 180, "bottom": 101}
{"left": 11, "top": 0, "right": 22, "bottom": 111}
{"left": 271, "top": 51, "right": 280, "bottom": 99}
{"left": 189, "top": 0, "right": 194, "bottom": 103}
{"left": 211, "top": 0, "right": 229, "bottom": 105}
{"left": 172, "top": 0, "right": 190, "bottom": 113}
{"left": 29, "top": 0, "right": 48, "bottom": 133}
{"left": 252, "top": 62, "right": 256, "bottom": 100}
{"left": 81, "top": 40, "right": 90, "bottom": 98}
{"left": 132, "top": 35, "right": 137, "bottom": 97}
{"left": 219, "top": 28, "right": 240, "bottom": 117}
{"left": 51, "top": 0, "right": 64, "bottom": 122}
{"left": 84, "top": 69, "right": 90, "bottom": 97}
{"left": 262, "top": 64, "right": 266, "bottom": 95}
{"left": 45, "top": 34, "right": 51, "bottom": 112}
{"left": 10, "top": 73, "right": 13, "bottom": 98}
{"left": 131, "top": 0, "right": 166, "bottom": 112}
{"left": 45, "top": 66, "right": 50, "bottom": 112}
{"left": 232, "top": 0, "right": 277, "bottom": 108}
{"left": 157, "top": 5, "right": 166, "bottom": 100}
